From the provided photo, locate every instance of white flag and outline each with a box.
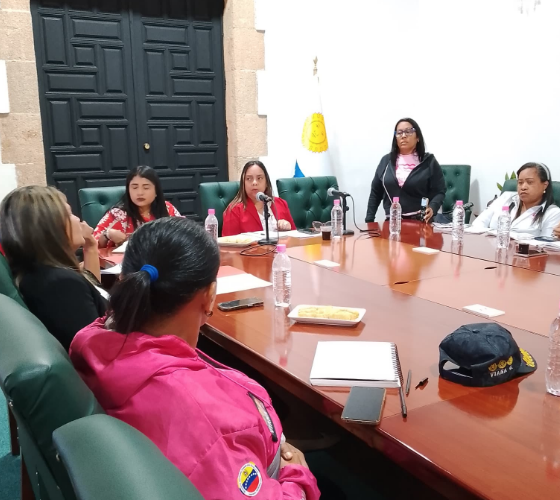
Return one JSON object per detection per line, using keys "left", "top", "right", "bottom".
{"left": 294, "top": 75, "right": 332, "bottom": 178}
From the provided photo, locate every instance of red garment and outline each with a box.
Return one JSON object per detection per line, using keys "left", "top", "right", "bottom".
{"left": 222, "top": 198, "right": 296, "bottom": 237}
{"left": 93, "top": 201, "right": 180, "bottom": 248}
{"left": 70, "top": 319, "right": 320, "bottom": 500}
{"left": 0, "top": 242, "right": 3, "bottom": 256}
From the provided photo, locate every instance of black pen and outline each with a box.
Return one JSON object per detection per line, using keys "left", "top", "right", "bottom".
{"left": 415, "top": 377, "right": 429, "bottom": 389}
{"left": 406, "top": 369, "right": 412, "bottom": 396}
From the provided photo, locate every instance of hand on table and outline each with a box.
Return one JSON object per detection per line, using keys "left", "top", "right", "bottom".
{"left": 280, "top": 442, "right": 309, "bottom": 469}
{"left": 424, "top": 207, "right": 434, "bottom": 223}
{"left": 278, "top": 219, "right": 292, "bottom": 231}
{"left": 108, "top": 228, "right": 127, "bottom": 246}
{"left": 554, "top": 223, "right": 560, "bottom": 238}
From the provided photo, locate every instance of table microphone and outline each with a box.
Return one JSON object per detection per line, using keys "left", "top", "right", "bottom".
{"left": 327, "top": 187, "right": 350, "bottom": 198}
{"left": 256, "top": 192, "right": 273, "bottom": 203}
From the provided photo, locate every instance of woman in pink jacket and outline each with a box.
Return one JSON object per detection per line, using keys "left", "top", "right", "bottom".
{"left": 70, "top": 217, "right": 320, "bottom": 500}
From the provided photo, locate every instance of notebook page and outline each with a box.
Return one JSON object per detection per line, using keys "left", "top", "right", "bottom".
{"left": 310, "top": 341, "right": 397, "bottom": 383}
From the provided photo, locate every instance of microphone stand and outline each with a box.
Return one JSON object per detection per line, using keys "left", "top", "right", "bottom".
{"left": 341, "top": 195, "right": 354, "bottom": 236}
{"left": 258, "top": 201, "right": 278, "bottom": 245}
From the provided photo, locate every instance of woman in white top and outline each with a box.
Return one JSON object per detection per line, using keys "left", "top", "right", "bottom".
{"left": 473, "top": 163, "right": 560, "bottom": 237}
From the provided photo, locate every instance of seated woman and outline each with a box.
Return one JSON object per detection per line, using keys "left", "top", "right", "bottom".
{"left": 223, "top": 161, "right": 296, "bottom": 236}
{"left": 94, "top": 166, "right": 180, "bottom": 248}
{"left": 70, "top": 217, "right": 320, "bottom": 500}
{"left": 473, "top": 162, "right": 560, "bottom": 237}
{"left": 365, "top": 118, "right": 446, "bottom": 223}
{"left": 0, "top": 186, "right": 106, "bottom": 351}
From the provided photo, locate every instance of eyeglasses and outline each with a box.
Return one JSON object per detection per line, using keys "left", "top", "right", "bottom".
{"left": 395, "top": 127, "right": 416, "bottom": 138}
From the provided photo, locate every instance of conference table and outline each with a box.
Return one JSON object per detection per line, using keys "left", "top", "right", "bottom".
{"left": 202, "top": 222, "right": 560, "bottom": 500}
{"left": 102, "top": 222, "right": 560, "bottom": 499}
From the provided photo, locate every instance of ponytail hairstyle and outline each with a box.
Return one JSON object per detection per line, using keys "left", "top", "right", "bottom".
{"left": 109, "top": 217, "right": 220, "bottom": 334}
{"left": 516, "top": 162, "right": 554, "bottom": 227}
{"left": 117, "top": 166, "right": 169, "bottom": 229}
{"left": 0, "top": 186, "right": 80, "bottom": 279}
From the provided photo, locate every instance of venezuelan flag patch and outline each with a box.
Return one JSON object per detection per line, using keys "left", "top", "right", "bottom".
{"left": 237, "top": 462, "right": 262, "bottom": 496}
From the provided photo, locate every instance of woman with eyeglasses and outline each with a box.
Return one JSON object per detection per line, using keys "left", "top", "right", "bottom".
{"left": 473, "top": 163, "right": 560, "bottom": 237}
{"left": 365, "top": 118, "right": 446, "bottom": 223}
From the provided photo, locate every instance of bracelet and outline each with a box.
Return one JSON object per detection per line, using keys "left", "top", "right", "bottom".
{"left": 103, "top": 229, "right": 110, "bottom": 241}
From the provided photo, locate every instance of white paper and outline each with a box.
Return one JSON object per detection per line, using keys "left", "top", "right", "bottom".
{"left": 464, "top": 226, "right": 490, "bottom": 234}
{"left": 314, "top": 259, "right": 340, "bottom": 268}
{"left": 282, "top": 230, "right": 317, "bottom": 239}
{"left": 100, "top": 264, "right": 122, "bottom": 275}
{"left": 310, "top": 341, "right": 399, "bottom": 387}
{"left": 463, "top": 304, "right": 505, "bottom": 318}
{"left": 412, "top": 247, "right": 440, "bottom": 255}
{"left": 112, "top": 241, "right": 128, "bottom": 253}
{"left": 216, "top": 273, "right": 272, "bottom": 295}
{"left": 94, "top": 285, "right": 110, "bottom": 301}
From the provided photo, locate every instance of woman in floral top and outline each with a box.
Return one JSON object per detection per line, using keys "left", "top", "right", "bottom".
{"left": 94, "top": 166, "right": 181, "bottom": 248}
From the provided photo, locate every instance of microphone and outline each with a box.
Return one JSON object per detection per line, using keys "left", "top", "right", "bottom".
{"left": 327, "top": 187, "right": 350, "bottom": 198}
{"left": 256, "top": 192, "right": 273, "bottom": 203}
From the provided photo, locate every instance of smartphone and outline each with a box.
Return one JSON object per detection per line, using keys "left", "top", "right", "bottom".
{"left": 217, "top": 297, "right": 264, "bottom": 312}
{"left": 298, "top": 229, "right": 316, "bottom": 235}
{"left": 341, "top": 387, "right": 386, "bottom": 425}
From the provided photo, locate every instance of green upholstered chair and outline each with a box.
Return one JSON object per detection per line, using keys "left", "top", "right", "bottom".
{"left": 78, "top": 186, "right": 126, "bottom": 228}
{"left": 441, "top": 165, "right": 472, "bottom": 223}
{"left": 53, "top": 414, "right": 204, "bottom": 500}
{"left": 199, "top": 181, "right": 240, "bottom": 236}
{"left": 0, "top": 253, "right": 25, "bottom": 309}
{"left": 276, "top": 176, "right": 339, "bottom": 229}
{"left": 502, "top": 179, "right": 560, "bottom": 206}
{"left": 0, "top": 295, "right": 104, "bottom": 500}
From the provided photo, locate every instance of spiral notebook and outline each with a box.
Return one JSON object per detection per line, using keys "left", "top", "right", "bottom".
{"left": 309, "top": 341, "right": 404, "bottom": 388}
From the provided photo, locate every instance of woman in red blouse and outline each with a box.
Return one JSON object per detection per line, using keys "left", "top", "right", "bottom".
{"left": 222, "top": 161, "right": 295, "bottom": 236}
{"left": 94, "top": 166, "right": 180, "bottom": 248}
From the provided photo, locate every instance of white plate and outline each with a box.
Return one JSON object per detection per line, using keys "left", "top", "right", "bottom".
{"left": 288, "top": 305, "right": 366, "bottom": 327}
{"left": 217, "top": 236, "right": 259, "bottom": 248}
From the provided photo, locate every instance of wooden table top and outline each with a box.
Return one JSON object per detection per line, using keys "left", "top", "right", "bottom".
{"left": 203, "top": 250, "right": 560, "bottom": 500}
{"left": 101, "top": 228, "right": 560, "bottom": 498}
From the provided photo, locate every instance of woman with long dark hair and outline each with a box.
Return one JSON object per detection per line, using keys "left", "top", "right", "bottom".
{"left": 0, "top": 186, "right": 106, "bottom": 351}
{"left": 222, "top": 160, "right": 296, "bottom": 236}
{"left": 365, "top": 118, "right": 446, "bottom": 223}
{"left": 94, "top": 166, "right": 180, "bottom": 248}
{"left": 70, "top": 217, "right": 320, "bottom": 500}
{"left": 474, "top": 162, "right": 560, "bottom": 236}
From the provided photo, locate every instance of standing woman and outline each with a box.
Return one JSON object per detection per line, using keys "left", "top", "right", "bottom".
{"left": 222, "top": 161, "right": 296, "bottom": 236}
{"left": 0, "top": 186, "right": 107, "bottom": 351}
{"left": 94, "top": 166, "right": 181, "bottom": 248}
{"left": 365, "top": 118, "right": 446, "bottom": 223}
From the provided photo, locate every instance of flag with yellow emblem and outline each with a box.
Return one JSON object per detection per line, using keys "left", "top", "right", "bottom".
{"left": 294, "top": 62, "right": 332, "bottom": 178}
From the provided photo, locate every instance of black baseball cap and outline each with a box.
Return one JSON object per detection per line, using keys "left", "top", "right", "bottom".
{"left": 439, "top": 323, "right": 537, "bottom": 387}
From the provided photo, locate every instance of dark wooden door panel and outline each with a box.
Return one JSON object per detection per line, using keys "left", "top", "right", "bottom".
{"left": 32, "top": 0, "right": 227, "bottom": 219}
{"left": 130, "top": 0, "right": 227, "bottom": 218}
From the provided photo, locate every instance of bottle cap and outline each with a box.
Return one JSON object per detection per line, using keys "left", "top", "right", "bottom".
{"left": 456, "top": 200, "right": 463, "bottom": 206}
{"left": 334, "top": 199, "right": 340, "bottom": 206}
{"left": 208, "top": 209, "right": 215, "bottom": 215}
{"left": 276, "top": 244, "right": 286, "bottom": 253}
{"left": 393, "top": 197, "right": 399, "bottom": 203}
{"left": 502, "top": 206, "right": 510, "bottom": 212}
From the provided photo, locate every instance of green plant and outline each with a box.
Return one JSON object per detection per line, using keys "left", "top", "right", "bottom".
{"left": 497, "top": 171, "right": 516, "bottom": 192}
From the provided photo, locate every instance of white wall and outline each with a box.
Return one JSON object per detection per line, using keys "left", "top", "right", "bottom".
{"left": 0, "top": 59, "right": 17, "bottom": 202}
{"left": 257, "top": 0, "right": 560, "bottom": 221}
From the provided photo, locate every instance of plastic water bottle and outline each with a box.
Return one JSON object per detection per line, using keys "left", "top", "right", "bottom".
{"left": 204, "top": 209, "right": 218, "bottom": 241}
{"left": 545, "top": 304, "right": 560, "bottom": 396}
{"left": 272, "top": 244, "right": 291, "bottom": 307}
{"left": 496, "top": 206, "right": 511, "bottom": 249}
{"left": 389, "top": 197, "right": 401, "bottom": 235}
{"left": 331, "top": 199, "right": 343, "bottom": 239}
{"left": 452, "top": 200, "right": 465, "bottom": 241}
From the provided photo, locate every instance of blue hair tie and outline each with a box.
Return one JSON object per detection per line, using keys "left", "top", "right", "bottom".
{"left": 140, "top": 264, "right": 159, "bottom": 283}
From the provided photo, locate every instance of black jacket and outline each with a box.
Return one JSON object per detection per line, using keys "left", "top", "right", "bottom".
{"left": 365, "top": 153, "right": 446, "bottom": 222}
{"left": 19, "top": 265, "right": 107, "bottom": 352}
